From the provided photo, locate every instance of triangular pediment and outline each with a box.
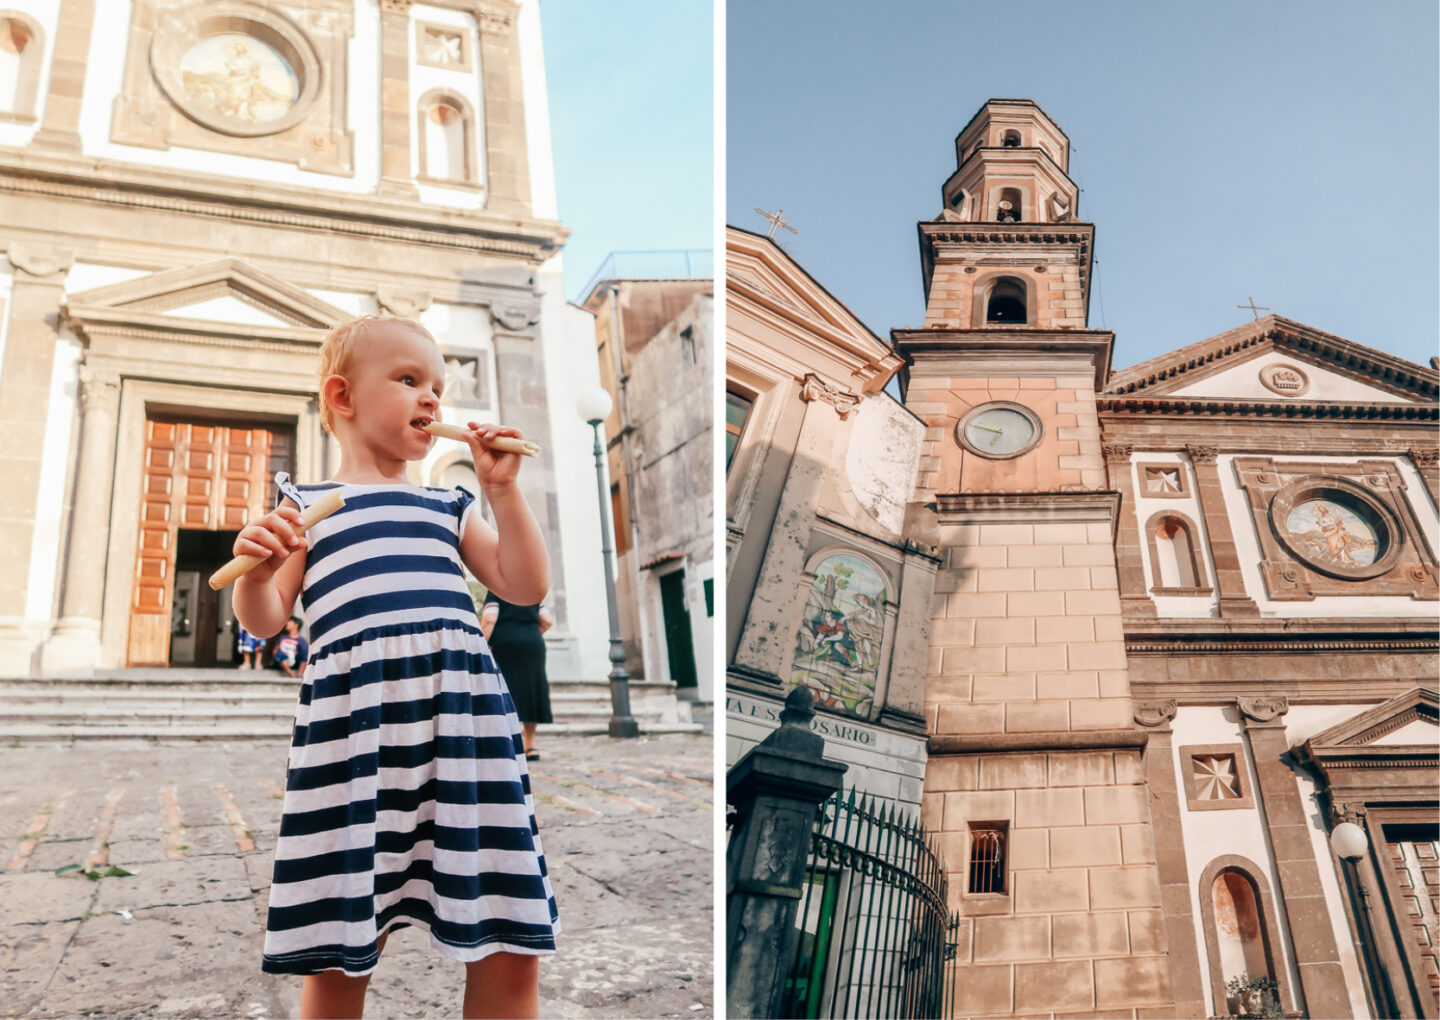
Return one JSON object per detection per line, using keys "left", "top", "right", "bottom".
{"left": 65, "top": 258, "right": 350, "bottom": 331}
{"left": 1306, "top": 687, "right": 1438, "bottom": 748}
{"left": 1105, "top": 316, "right": 1437, "bottom": 404}
{"left": 727, "top": 225, "right": 901, "bottom": 394}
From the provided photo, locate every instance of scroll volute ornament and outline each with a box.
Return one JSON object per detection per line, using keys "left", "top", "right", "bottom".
{"left": 1237, "top": 695, "right": 1290, "bottom": 724}
{"left": 799, "top": 373, "right": 860, "bottom": 420}
{"left": 1185, "top": 444, "right": 1219, "bottom": 465}
{"left": 1133, "top": 699, "right": 1178, "bottom": 728}
{"left": 1101, "top": 442, "right": 1133, "bottom": 463}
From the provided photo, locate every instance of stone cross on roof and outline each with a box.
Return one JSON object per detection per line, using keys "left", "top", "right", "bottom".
{"left": 1237, "top": 296, "right": 1271, "bottom": 320}
{"left": 754, "top": 206, "right": 798, "bottom": 240}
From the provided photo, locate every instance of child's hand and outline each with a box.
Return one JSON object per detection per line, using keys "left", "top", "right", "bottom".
{"left": 465, "top": 422, "right": 526, "bottom": 491}
{"left": 233, "top": 506, "right": 306, "bottom": 584}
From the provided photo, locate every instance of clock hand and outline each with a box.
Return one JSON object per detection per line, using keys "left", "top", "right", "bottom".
{"left": 972, "top": 423, "right": 1004, "bottom": 434}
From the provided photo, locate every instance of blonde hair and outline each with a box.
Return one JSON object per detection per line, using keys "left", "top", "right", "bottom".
{"left": 317, "top": 313, "right": 438, "bottom": 434}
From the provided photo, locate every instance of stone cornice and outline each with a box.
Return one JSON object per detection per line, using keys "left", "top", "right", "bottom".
{"left": 893, "top": 327, "right": 1114, "bottom": 393}
{"left": 1104, "top": 319, "right": 1437, "bottom": 401}
{"left": 933, "top": 489, "right": 1120, "bottom": 532}
{"left": 0, "top": 149, "right": 568, "bottom": 263}
{"left": 1123, "top": 620, "right": 1439, "bottom": 655}
{"left": 1097, "top": 394, "right": 1437, "bottom": 421}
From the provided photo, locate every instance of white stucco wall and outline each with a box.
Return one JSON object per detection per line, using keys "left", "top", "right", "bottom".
{"left": 1170, "top": 705, "right": 1303, "bottom": 1015}
{"left": 1171, "top": 352, "right": 1420, "bottom": 404}
{"left": 1126, "top": 450, "right": 1220, "bottom": 618}
{"left": 1220, "top": 453, "right": 1440, "bottom": 618}
{"left": 517, "top": 0, "right": 557, "bottom": 222}
{"left": 26, "top": 325, "right": 80, "bottom": 621}
{"left": 844, "top": 394, "right": 922, "bottom": 535}
{"left": 76, "top": 1, "right": 384, "bottom": 194}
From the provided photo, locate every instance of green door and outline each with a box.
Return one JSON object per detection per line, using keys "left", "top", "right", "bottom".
{"left": 659, "top": 570, "right": 697, "bottom": 689}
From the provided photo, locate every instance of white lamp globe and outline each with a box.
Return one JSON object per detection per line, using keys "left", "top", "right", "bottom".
{"left": 1331, "top": 821, "right": 1368, "bottom": 860}
{"left": 577, "top": 387, "right": 613, "bottom": 424}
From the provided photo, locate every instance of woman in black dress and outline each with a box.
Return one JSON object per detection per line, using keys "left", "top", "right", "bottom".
{"left": 480, "top": 591, "right": 554, "bottom": 760}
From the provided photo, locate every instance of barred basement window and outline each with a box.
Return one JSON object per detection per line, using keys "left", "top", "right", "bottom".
{"left": 968, "top": 823, "right": 1007, "bottom": 894}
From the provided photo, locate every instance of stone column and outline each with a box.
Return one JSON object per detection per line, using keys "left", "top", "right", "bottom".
{"left": 475, "top": 1, "right": 532, "bottom": 216}
{"left": 730, "top": 376, "right": 852, "bottom": 686}
{"left": 1133, "top": 699, "right": 1207, "bottom": 1019}
{"left": 1104, "top": 441, "right": 1155, "bottom": 618}
{"left": 1238, "top": 696, "right": 1352, "bottom": 1018}
{"left": 726, "top": 687, "right": 848, "bottom": 1020}
{"left": 378, "top": 0, "right": 418, "bottom": 198}
{"left": 39, "top": 366, "right": 121, "bottom": 673}
{"left": 28, "top": 0, "right": 95, "bottom": 151}
{"left": 1185, "top": 445, "right": 1259, "bottom": 618}
{"left": 0, "top": 246, "right": 73, "bottom": 673}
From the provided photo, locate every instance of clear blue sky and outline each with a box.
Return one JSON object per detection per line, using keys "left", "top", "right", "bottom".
{"left": 726, "top": 0, "right": 1439, "bottom": 373}
{"left": 539, "top": 0, "right": 714, "bottom": 300}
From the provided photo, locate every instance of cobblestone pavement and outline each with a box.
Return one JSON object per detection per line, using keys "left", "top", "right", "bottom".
{"left": 0, "top": 734, "right": 715, "bottom": 1018}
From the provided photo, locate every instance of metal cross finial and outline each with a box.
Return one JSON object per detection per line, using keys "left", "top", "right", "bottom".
{"left": 754, "top": 206, "right": 799, "bottom": 240}
{"left": 1237, "top": 296, "right": 1271, "bottom": 320}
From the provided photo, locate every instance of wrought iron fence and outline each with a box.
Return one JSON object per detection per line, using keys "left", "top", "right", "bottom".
{"left": 781, "top": 788, "right": 961, "bottom": 1019}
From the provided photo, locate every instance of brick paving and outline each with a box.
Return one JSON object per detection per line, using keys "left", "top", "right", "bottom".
{"left": 0, "top": 733, "right": 714, "bottom": 1018}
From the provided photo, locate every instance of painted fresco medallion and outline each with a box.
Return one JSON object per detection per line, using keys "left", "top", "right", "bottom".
{"left": 791, "top": 554, "right": 888, "bottom": 718}
{"left": 180, "top": 34, "right": 299, "bottom": 125}
{"left": 1285, "top": 498, "right": 1379, "bottom": 569}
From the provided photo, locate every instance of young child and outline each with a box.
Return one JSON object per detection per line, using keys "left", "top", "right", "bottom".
{"left": 232, "top": 314, "right": 556, "bottom": 1020}
{"left": 236, "top": 624, "right": 263, "bottom": 669}
{"left": 273, "top": 616, "right": 309, "bottom": 678}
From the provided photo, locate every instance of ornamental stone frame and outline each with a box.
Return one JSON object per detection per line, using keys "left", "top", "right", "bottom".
{"left": 1196, "top": 854, "right": 1297, "bottom": 1017}
{"left": 1232, "top": 456, "right": 1439, "bottom": 601}
{"left": 1177, "top": 743, "right": 1253, "bottom": 811}
{"left": 111, "top": 0, "right": 356, "bottom": 176}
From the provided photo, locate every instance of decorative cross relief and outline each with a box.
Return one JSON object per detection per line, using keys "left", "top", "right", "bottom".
{"left": 1192, "top": 754, "right": 1241, "bottom": 800}
{"left": 443, "top": 355, "right": 488, "bottom": 407}
{"left": 799, "top": 373, "right": 860, "bottom": 420}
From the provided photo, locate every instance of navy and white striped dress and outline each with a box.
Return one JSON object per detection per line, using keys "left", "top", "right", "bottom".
{"left": 261, "top": 478, "right": 559, "bottom": 976}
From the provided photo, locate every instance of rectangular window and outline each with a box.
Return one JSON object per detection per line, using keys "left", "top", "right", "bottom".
{"left": 968, "top": 823, "right": 1007, "bottom": 894}
{"left": 726, "top": 390, "right": 752, "bottom": 469}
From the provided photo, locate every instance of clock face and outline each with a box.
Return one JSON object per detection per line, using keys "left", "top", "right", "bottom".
{"left": 958, "top": 403, "right": 1042, "bottom": 459}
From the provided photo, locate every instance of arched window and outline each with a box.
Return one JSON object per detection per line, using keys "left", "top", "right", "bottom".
{"left": 0, "top": 11, "right": 44, "bottom": 123}
{"left": 985, "top": 277, "right": 1027, "bottom": 324}
{"left": 1001, "top": 129, "right": 1021, "bottom": 147}
{"left": 1144, "top": 512, "right": 1210, "bottom": 592}
{"left": 417, "top": 89, "right": 478, "bottom": 186}
{"left": 996, "top": 186, "right": 1023, "bottom": 223}
{"left": 1197, "top": 858, "right": 1293, "bottom": 1018}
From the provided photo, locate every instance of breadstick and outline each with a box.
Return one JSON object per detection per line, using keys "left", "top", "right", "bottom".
{"left": 421, "top": 421, "right": 540, "bottom": 457}
{"left": 208, "top": 488, "right": 346, "bottom": 590}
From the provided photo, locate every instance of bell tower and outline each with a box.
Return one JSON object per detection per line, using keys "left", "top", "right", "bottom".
{"left": 896, "top": 101, "right": 1181, "bottom": 1017}
{"left": 921, "top": 98, "right": 1088, "bottom": 332}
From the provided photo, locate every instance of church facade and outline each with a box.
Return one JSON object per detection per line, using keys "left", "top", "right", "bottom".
{"left": 0, "top": 1, "right": 613, "bottom": 680}
{"left": 726, "top": 99, "right": 1438, "bottom": 1018}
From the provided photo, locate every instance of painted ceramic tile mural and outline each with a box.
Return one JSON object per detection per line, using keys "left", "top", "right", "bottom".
{"left": 791, "top": 553, "right": 887, "bottom": 717}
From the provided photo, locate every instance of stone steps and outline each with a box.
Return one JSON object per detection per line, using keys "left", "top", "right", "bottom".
{"left": 0, "top": 670, "right": 701, "bottom": 741}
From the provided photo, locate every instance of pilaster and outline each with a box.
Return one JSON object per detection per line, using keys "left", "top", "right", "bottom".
{"left": 1105, "top": 441, "right": 1155, "bottom": 619}
{"left": 475, "top": 1, "right": 532, "bottom": 215}
{"left": 1237, "top": 695, "right": 1353, "bottom": 1018}
{"left": 1133, "top": 699, "right": 1207, "bottom": 1019}
{"left": 378, "top": 0, "right": 419, "bottom": 198}
{"left": 28, "top": 0, "right": 94, "bottom": 152}
{"left": 1186, "top": 445, "right": 1260, "bottom": 618}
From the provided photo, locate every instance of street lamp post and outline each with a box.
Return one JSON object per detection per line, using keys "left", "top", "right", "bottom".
{"left": 1331, "top": 818, "right": 1394, "bottom": 1017}
{"left": 578, "top": 387, "right": 640, "bottom": 739}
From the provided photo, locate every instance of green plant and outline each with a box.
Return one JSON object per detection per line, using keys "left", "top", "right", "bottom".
{"left": 1225, "top": 974, "right": 1282, "bottom": 1019}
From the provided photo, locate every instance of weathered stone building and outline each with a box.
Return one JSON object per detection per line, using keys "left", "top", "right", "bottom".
{"left": 725, "top": 225, "right": 939, "bottom": 811}
{"left": 0, "top": 1, "right": 612, "bottom": 681}
{"left": 581, "top": 253, "right": 715, "bottom": 706}
{"left": 726, "top": 98, "right": 1439, "bottom": 1018}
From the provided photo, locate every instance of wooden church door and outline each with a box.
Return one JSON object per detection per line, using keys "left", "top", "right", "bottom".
{"left": 126, "top": 416, "right": 295, "bottom": 667}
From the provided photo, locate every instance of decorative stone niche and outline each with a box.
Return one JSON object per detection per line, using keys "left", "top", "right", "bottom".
{"left": 111, "top": 0, "right": 354, "bottom": 176}
{"left": 1179, "top": 744, "right": 1253, "bottom": 811}
{"left": 0, "top": 10, "right": 44, "bottom": 124}
{"left": 1233, "top": 457, "right": 1438, "bottom": 600}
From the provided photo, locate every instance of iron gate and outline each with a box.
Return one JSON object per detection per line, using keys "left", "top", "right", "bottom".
{"left": 781, "top": 788, "right": 960, "bottom": 1019}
